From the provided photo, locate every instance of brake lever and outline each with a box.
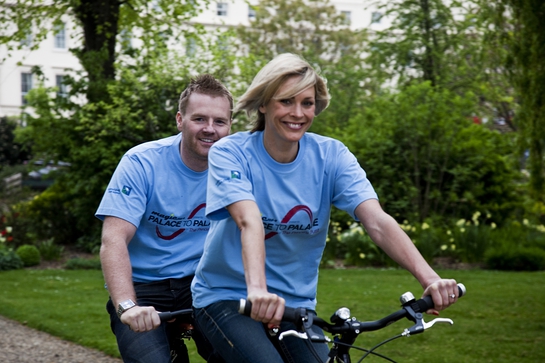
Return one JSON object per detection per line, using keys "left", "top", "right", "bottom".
{"left": 402, "top": 316, "right": 454, "bottom": 337}
{"left": 423, "top": 317, "right": 453, "bottom": 330}
{"left": 279, "top": 330, "right": 309, "bottom": 341}
{"left": 278, "top": 329, "right": 332, "bottom": 343}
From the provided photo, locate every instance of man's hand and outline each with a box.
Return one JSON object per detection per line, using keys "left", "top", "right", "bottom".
{"left": 120, "top": 306, "right": 161, "bottom": 332}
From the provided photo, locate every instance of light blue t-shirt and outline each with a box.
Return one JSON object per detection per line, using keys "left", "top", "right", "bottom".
{"left": 96, "top": 133, "right": 210, "bottom": 283}
{"left": 191, "top": 131, "right": 378, "bottom": 310}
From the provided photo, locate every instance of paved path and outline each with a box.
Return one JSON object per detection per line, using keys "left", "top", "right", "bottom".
{"left": 0, "top": 315, "right": 121, "bottom": 363}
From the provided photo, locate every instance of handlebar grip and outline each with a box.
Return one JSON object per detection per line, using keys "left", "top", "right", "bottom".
{"left": 238, "top": 298, "right": 251, "bottom": 316}
{"left": 157, "top": 308, "right": 193, "bottom": 322}
{"left": 417, "top": 283, "right": 467, "bottom": 312}
{"left": 158, "top": 312, "right": 175, "bottom": 321}
{"left": 238, "top": 299, "right": 303, "bottom": 323}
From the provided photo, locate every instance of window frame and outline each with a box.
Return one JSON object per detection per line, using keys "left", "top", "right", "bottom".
{"left": 21, "top": 72, "right": 33, "bottom": 105}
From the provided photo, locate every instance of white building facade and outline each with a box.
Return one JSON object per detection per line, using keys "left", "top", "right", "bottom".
{"left": 0, "top": 0, "right": 387, "bottom": 118}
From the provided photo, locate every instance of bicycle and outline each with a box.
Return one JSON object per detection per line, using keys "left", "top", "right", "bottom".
{"left": 237, "top": 283, "right": 466, "bottom": 363}
{"left": 157, "top": 308, "right": 196, "bottom": 362}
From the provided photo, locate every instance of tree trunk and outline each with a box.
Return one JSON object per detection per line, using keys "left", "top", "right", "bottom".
{"left": 72, "top": 0, "right": 120, "bottom": 103}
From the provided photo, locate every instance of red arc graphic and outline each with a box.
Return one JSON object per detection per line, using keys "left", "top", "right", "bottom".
{"left": 264, "top": 205, "right": 313, "bottom": 240}
{"left": 155, "top": 203, "right": 206, "bottom": 240}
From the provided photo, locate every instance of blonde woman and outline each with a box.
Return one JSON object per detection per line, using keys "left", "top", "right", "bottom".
{"left": 191, "top": 54, "right": 459, "bottom": 363}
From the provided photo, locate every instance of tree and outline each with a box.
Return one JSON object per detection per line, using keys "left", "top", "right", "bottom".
{"left": 0, "top": 0, "right": 206, "bottom": 103}
{"left": 493, "top": 0, "right": 545, "bottom": 201}
{"left": 0, "top": 117, "right": 29, "bottom": 168}
{"left": 344, "top": 82, "right": 520, "bottom": 224}
{"left": 368, "top": 0, "right": 484, "bottom": 89}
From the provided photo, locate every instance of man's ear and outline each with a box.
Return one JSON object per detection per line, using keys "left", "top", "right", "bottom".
{"left": 176, "top": 111, "right": 183, "bottom": 131}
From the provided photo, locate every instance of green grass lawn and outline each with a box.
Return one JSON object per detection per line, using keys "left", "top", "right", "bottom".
{"left": 0, "top": 268, "right": 544, "bottom": 362}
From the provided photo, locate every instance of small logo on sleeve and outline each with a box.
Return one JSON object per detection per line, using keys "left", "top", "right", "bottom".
{"left": 121, "top": 186, "right": 132, "bottom": 196}
{"left": 231, "top": 171, "right": 241, "bottom": 179}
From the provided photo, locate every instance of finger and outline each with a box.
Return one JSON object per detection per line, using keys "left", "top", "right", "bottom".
{"left": 270, "top": 297, "right": 285, "bottom": 326}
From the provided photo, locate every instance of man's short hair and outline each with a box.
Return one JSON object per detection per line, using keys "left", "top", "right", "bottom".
{"left": 178, "top": 74, "right": 234, "bottom": 118}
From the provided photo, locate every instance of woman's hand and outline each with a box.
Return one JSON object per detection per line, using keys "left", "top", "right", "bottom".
{"left": 247, "top": 291, "right": 285, "bottom": 328}
{"left": 422, "top": 278, "right": 459, "bottom": 314}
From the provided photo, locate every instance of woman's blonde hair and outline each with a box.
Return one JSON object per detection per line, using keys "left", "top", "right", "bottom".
{"left": 235, "top": 53, "right": 330, "bottom": 132}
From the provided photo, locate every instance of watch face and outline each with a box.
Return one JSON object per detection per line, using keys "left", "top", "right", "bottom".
{"left": 121, "top": 300, "right": 134, "bottom": 309}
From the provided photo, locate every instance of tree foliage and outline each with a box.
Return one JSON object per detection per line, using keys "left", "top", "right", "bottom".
{"left": 493, "top": 0, "right": 545, "bottom": 200}
{"left": 343, "top": 82, "right": 520, "bottom": 224}
{"left": 0, "top": 117, "right": 29, "bottom": 168}
{"left": 367, "top": 0, "right": 519, "bottom": 129}
{"left": 369, "top": 0, "right": 482, "bottom": 88}
{"left": 0, "top": 0, "right": 206, "bottom": 102}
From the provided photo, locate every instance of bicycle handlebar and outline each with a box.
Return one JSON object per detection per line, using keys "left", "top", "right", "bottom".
{"left": 238, "top": 283, "right": 466, "bottom": 334}
{"left": 158, "top": 308, "right": 193, "bottom": 322}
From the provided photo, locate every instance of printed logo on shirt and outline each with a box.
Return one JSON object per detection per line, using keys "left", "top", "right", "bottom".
{"left": 149, "top": 203, "right": 210, "bottom": 240}
{"left": 231, "top": 170, "right": 241, "bottom": 179}
{"left": 262, "top": 205, "right": 321, "bottom": 239}
{"left": 121, "top": 185, "right": 132, "bottom": 196}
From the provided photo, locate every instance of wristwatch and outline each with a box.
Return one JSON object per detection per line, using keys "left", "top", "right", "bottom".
{"left": 117, "top": 299, "right": 136, "bottom": 318}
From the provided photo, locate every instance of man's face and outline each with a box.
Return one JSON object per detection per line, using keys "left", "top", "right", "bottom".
{"left": 176, "top": 92, "right": 231, "bottom": 171}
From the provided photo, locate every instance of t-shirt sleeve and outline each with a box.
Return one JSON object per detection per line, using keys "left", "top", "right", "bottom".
{"left": 331, "top": 144, "right": 378, "bottom": 219}
{"left": 205, "top": 143, "right": 255, "bottom": 220}
{"left": 95, "top": 154, "right": 149, "bottom": 227}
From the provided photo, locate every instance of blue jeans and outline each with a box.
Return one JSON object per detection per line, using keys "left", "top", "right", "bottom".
{"left": 194, "top": 300, "right": 330, "bottom": 363}
{"left": 106, "top": 276, "right": 219, "bottom": 363}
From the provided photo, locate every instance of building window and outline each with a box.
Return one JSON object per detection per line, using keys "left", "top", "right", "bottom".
{"left": 248, "top": 5, "right": 256, "bottom": 21}
{"left": 21, "top": 73, "right": 33, "bottom": 105}
{"left": 341, "top": 11, "right": 351, "bottom": 25}
{"left": 371, "top": 11, "right": 382, "bottom": 24}
{"left": 54, "top": 22, "right": 66, "bottom": 49}
{"left": 217, "top": 2, "right": 228, "bottom": 16}
{"left": 20, "top": 29, "right": 33, "bottom": 47}
{"left": 56, "top": 75, "right": 68, "bottom": 98}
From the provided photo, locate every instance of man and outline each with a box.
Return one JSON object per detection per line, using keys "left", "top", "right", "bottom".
{"left": 96, "top": 74, "right": 232, "bottom": 363}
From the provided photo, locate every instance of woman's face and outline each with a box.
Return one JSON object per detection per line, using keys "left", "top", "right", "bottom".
{"left": 259, "top": 76, "right": 316, "bottom": 149}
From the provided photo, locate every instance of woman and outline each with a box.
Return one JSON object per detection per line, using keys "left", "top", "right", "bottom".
{"left": 191, "top": 53, "right": 459, "bottom": 363}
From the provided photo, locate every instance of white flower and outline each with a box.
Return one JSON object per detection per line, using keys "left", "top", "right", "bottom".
{"left": 359, "top": 253, "right": 366, "bottom": 259}
{"left": 441, "top": 244, "right": 448, "bottom": 251}
{"left": 422, "top": 222, "right": 430, "bottom": 230}
{"left": 5, "top": 226, "right": 12, "bottom": 234}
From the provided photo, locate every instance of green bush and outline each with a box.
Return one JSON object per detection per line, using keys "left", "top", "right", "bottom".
{"left": 322, "top": 221, "right": 396, "bottom": 268}
{"left": 64, "top": 257, "right": 101, "bottom": 270}
{"left": 15, "top": 244, "right": 41, "bottom": 267}
{"left": 0, "top": 248, "right": 24, "bottom": 270}
{"left": 485, "top": 246, "right": 545, "bottom": 271}
{"left": 37, "top": 239, "right": 64, "bottom": 261}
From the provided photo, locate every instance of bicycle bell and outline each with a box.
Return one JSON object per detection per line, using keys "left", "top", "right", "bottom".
{"left": 400, "top": 291, "right": 416, "bottom": 305}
